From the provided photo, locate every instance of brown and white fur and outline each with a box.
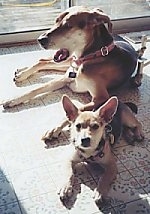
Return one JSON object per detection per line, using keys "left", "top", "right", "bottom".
{"left": 57, "top": 95, "right": 143, "bottom": 206}
{"left": 1, "top": 6, "right": 142, "bottom": 109}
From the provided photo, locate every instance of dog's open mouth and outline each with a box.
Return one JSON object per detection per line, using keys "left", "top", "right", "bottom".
{"left": 53, "top": 48, "right": 70, "bottom": 62}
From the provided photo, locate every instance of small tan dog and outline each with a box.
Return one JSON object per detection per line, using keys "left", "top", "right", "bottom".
{"left": 52, "top": 95, "right": 144, "bottom": 206}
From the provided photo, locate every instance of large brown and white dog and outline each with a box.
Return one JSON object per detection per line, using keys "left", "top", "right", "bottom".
{"left": 55, "top": 95, "right": 143, "bottom": 206}
{"left": 1, "top": 6, "right": 142, "bottom": 109}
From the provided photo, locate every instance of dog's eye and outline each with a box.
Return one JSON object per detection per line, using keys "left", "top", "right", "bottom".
{"left": 76, "top": 123, "right": 81, "bottom": 130}
{"left": 91, "top": 123, "right": 99, "bottom": 130}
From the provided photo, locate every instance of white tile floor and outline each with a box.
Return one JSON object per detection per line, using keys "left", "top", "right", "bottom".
{"left": 0, "top": 41, "right": 150, "bottom": 213}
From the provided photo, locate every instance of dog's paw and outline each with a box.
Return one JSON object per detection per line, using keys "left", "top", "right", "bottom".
{"left": 14, "top": 67, "right": 29, "bottom": 83}
{"left": 134, "top": 131, "right": 145, "bottom": 143}
{"left": 58, "top": 183, "right": 73, "bottom": 203}
{"left": 124, "top": 127, "right": 144, "bottom": 145}
{"left": 2, "top": 99, "right": 22, "bottom": 109}
{"left": 41, "top": 128, "right": 62, "bottom": 145}
{"left": 93, "top": 188, "right": 105, "bottom": 207}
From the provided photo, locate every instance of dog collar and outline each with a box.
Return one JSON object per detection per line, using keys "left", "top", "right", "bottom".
{"left": 76, "top": 138, "right": 106, "bottom": 161}
{"left": 73, "top": 42, "right": 115, "bottom": 66}
{"left": 89, "top": 138, "right": 106, "bottom": 160}
{"left": 87, "top": 130, "right": 114, "bottom": 162}
{"left": 88, "top": 138, "right": 105, "bottom": 161}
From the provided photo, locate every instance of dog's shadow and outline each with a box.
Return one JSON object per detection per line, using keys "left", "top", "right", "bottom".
{"left": 43, "top": 129, "right": 71, "bottom": 149}
{"left": 16, "top": 70, "right": 65, "bottom": 87}
{"left": 60, "top": 160, "right": 150, "bottom": 213}
{"left": 60, "top": 162, "right": 106, "bottom": 210}
{"left": 3, "top": 72, "right": 148, "bottom": 113}
{"left": 47, "top": 135, "right": 150, "bottom": 212}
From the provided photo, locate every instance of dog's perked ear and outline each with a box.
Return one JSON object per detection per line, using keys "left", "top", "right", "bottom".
{"left": 62, "top": 95, "right": 79, "bottom": 121}
{"left": 97, "top": 96, "right": 118, "bottom": 124}
{"left": 88, "top": 8, "right": 112, "bottom": 33}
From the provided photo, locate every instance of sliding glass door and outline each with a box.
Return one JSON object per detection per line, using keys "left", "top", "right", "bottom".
{"left": 0, "top": 0, "right": 68, "bottom": 34}
{"left": 0, "top": 0, "right": 149, "bottom": 44}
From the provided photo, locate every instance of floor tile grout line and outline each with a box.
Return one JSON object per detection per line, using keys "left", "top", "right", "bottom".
{"left": 9, "top": 164, "right": 59, "bottom": 203}
{"left": 0, "top": 177, "right": 22, "bottom": 211}
{"left": 17, "top": 192, "right": 70, "bottom": 214}
{"left": 120, "top": 164, "right": 149, "bottom": 196}
{"left": 0, "top": 200, "right": 22, "bottom": 212}
{"left": 113, "top": 151, "right": 150, "bottom": 173}
{"left": 5, "top": 163, "right": 51, "bottom": 179}
{"left": 128, "top": 168, "right": 150, "bottom": 195}
{"left": 111, "top": 195, "right": 150, "bottom": 211}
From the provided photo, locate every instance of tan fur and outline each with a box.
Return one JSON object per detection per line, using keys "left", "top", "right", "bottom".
{"left": 1, "top": 6, "right": 141, "bottom": 109}
{"left": 43, "top": 95, "right": 144, "bottom": 206}
{"left": 58, "top": 95, "right": 118, "bottom": 205}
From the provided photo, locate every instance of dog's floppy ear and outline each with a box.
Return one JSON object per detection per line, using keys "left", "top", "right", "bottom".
{"left": 88, "top": 8, "right": 112, "bottom": 33}
{"left": 62, "top": 95, "right": 79, "bottom": 121}
{"left": 55, "top": 11, "right": 69, "bottom": 23}
{"left": 97, "top": 96, "right": 118, "bottom": 124}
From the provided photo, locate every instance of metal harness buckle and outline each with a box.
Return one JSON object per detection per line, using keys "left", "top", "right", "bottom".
{"left": 68, "top": 61, "right": 77, "bottom": 78}
{"left": 101, "top": 46, "right": 109, "bottom": 56}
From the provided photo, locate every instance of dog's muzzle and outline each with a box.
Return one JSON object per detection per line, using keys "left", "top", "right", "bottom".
{"left": 37, "top": 34, "right": 49, "bottom": 49}
{"left": 81, "top": 137, "right": 90, "bottom": 147}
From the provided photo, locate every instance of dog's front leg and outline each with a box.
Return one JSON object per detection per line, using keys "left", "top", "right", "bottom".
{"left": 80, "top": 94, "right": 109, "bottom": 111}
{"left": 14, "top": 59, "right": 53, "bottom": 83}
{"left": 2, "top": 76, "right": 74, "bottom": 108}
{"left": 42, "top": 119, "right": 70, "bottom": 145}
{"left": 93, "top": 166, "right": 116, "bottom": 205}
{"left": 59, "top": 160, "right": 76, "bottom": 203}
{"left": 93, "top": 146, "right": 117, "bottom": 206}
{"left": 14, "top": 58, "right": 71, "bottom": 83}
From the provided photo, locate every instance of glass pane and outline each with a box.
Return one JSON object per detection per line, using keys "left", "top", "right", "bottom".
{"left": 0, "top": 0, "right": 149, "bottom": 35}
{"left": 74, "top": 0, "right": 150, "bottom": 19}
{"left": 0, "top": 0, "right": 67, "bottom": 34}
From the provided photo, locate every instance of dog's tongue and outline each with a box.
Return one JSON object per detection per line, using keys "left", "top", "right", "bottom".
{"left": 53, "top": 48, "right": 69, "bottom": 62}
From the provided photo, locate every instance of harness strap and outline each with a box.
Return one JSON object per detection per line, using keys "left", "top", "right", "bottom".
{"left": 73, "top": 42, "right": 116, "bottom": 66}
{"left": 88, "top": 138, "right": 105, "bottom": 161}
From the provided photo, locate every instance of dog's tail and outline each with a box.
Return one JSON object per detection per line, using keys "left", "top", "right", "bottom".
{"left": 125, "top": 102, "right": 138, "bottom": 114}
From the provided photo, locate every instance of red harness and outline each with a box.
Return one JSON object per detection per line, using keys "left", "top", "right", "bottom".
{"left": 73, "top": 42, "right": 116, "bottom": 66}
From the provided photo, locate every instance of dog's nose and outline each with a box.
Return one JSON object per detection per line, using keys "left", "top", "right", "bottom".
{"left": 37, "top": 34, "right": 48, "bottom": 47}
{"left": 81, "top": 137, "right": 90, "bottom": 147}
